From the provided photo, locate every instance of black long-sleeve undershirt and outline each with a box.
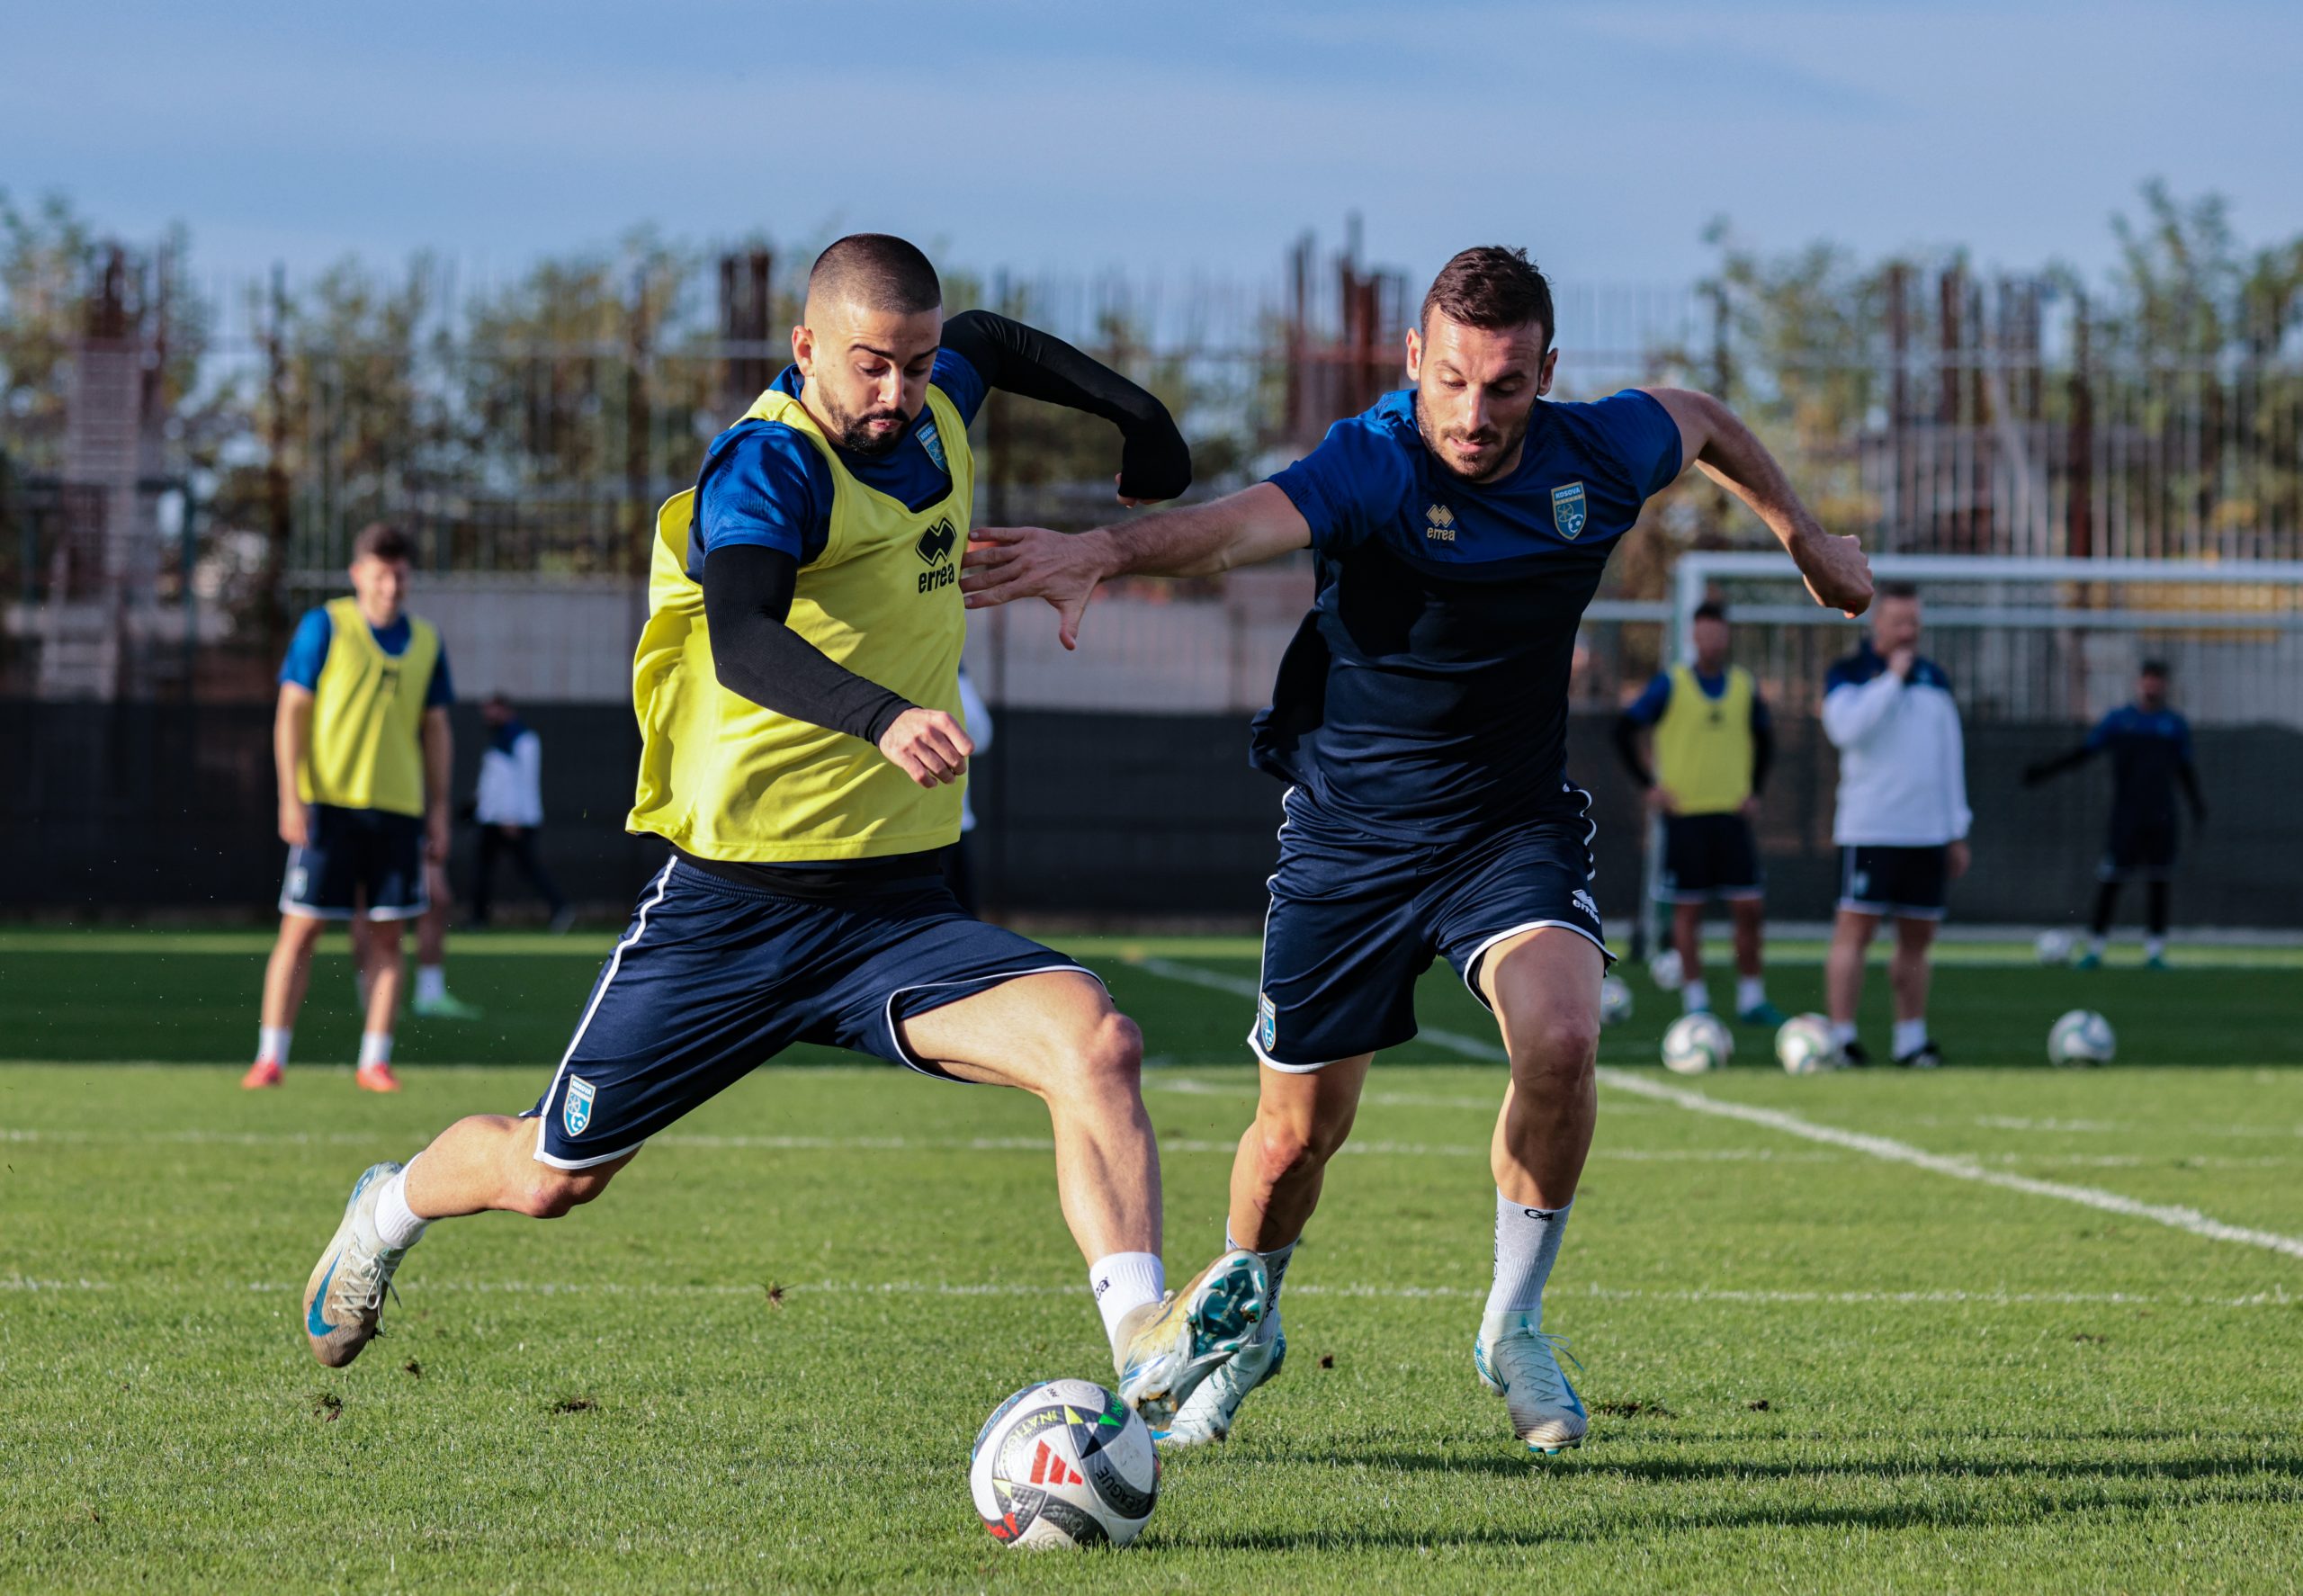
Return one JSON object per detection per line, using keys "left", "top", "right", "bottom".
{"left": 702, "top": 542, "right": 912, "bottom": 743}
{"left": 939, "top": 309, "right": 1192, "bottom": 500}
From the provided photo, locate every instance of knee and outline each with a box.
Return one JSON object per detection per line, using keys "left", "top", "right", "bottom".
{"left": 1510, "top": 1012, "right": 1600, "bottom": 1087}
{"left": 511, "top": 1166, "right": 614, "bottom": 1219}
{"left": 1074, "top": 1010, "right": 1143, "bottom": 1096}
{"left": 1253, "top": 1106, "right": 1350, "bottom": 1187}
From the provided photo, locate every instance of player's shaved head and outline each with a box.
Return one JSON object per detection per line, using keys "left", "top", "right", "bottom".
{"left": 806, "top": 234, "right": 942, "bottom": 318}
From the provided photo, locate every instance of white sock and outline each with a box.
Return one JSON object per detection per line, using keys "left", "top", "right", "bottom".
{"left": 2087, "top": 935, "right": 2107, "bottom": 957}
{"left": 1829, "top": 1020, "right": 1858, "bottom": 1049}
{"left": 1680, "top": 980, "right": 1710, "bottom": 1015}
{"left": 1892, "top": 1018, "right": 1929, "bottom": 1057}
{"left": 2145, "top": 936, "right": 2166, "bottom": 960}
{"left": 1484, "top": 1193, "right": 1573, "bottom": 1329}
{"left": 1089, "top": 1251, "right": 1166, "bottom": 1361}
{"left": 373, "top": 1161, "right": 429, "bottom": 1250}
{"left": 1736, "top": 976, "right": 1767, "bottom": 1014}
{"left": 1225, "top": 1229, "right": 1297, "bottom": 1310}
{"left": 257, "top": 1026, "right": 292, "bottom": 1067}
{"left": 415, "top": 964, "right": 447, "bottom": 1005}
{"left": 358, "top": 1031, "right": 394, "bottom": 1070}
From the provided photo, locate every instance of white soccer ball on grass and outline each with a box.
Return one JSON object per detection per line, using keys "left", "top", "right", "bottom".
{"left": 1649, "top": 947, "right": 1685, "bottom": 992}
{"left": 971, "top": 1378, "right": 1159, "bottom": 1548}
{"left": 2048, "top": 1009, "right": 2116, "bottom": 1067}
{"left": 1775, "top": 1013, "right": 1838, "bottom": 1075}
{"left": 1599, "top": 974, "right": 1635, "bottom": 1027}
{"left": 1661, "top": 1011, "right": 1734, "bottom": 1074}
{"left": 2035, "top": 930, "right": 2074, "bottom": 966}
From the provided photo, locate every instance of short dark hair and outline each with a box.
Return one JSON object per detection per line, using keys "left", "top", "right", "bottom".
{"left": 1420, "top": 247, "right": 1555, "bottom": 346}
{"left": 807, "top": 233, "right": 941, "bottom": 316}
{"left": 1692, "top": 601, "right": 1729, "bottom": 624}
{"left": 351, "top": 522, "right": 416, "bottom": 564}
{"left": 2140, "top": 659, "right": 2170, "bottom": 678}
{"left": 1877, "top": 578, "right": 1920, "bottom": 602}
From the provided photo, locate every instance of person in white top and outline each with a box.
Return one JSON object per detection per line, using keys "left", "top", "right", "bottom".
{"left": 941, "top": 665, "right": 993, "bottom": 914}
{"left": 471, "top": 693, "right": 570, "bottom": 931}
{"left": 1820, "top": 582, "right": 1970, "bottom": 1068}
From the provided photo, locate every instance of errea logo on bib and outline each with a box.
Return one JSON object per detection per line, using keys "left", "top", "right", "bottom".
{"left": 916, "top": 517, "right": 958, "bottom": 595}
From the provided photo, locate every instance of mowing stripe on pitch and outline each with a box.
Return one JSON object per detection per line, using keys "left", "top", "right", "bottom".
{"left": 1126, "top": 954, "right": 2303, "bottom": 1264}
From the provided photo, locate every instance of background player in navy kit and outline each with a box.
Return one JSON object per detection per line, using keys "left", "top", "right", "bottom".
{"left": 2023, "top": 660, "right": 2205, "bottom": 969}
{"left": 964, "top": 247, "right": 1872, "bottom": 1453}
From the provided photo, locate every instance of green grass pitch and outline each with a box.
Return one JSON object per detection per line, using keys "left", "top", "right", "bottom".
{"left": 4, "top": 927, "right": 2300, "bottom": 1592}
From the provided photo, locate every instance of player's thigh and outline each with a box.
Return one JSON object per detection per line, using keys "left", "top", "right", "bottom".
{"left": 897, "top": 968, "right": 1132, "bottom": 1094}
{"left": 1251, "top": 1053, "right": 1374, "bottom": 1161}
{"left": 1474, "top": 926, "right": 1604, "bottom": 1077}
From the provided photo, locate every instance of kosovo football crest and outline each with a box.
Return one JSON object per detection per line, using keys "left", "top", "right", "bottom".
{"left": 563, "top": 1076, "right": 597, "bottom": 1138}
{"left": 1550, "top": 481, "right": 1588, "bottom": 540}
{"left": 1258, "top": 992, "right": 1277, "bottom": 1052}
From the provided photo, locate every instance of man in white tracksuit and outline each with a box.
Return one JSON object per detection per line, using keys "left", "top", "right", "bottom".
{"left": 470, "top": 693, "right": 570, "bottom": 930}
{"left": 1821, "top": 581, "right": 1969, "bottom": 1067}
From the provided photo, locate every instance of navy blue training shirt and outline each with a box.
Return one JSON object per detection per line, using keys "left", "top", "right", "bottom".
{"left": 1258, "top": 388, "right": 1682, "bottom": 845}
{"left": 688, "top": 349, "right": 988, "bottom": 574}
{"left": 2087, "top": 704, "right": 2196, "bottom": 826}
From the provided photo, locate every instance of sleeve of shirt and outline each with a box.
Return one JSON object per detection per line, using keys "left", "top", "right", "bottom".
{"left": 2174, "top": 716, "right": 2196, "bottom": 764}
{"left": 2083, "top": 712, "right": 2118, "bottom": 751}
{"left": 697, "top": 423, "right": 830, "bottom": 566}
{"left": 426, "top": 641, "right": 455, "bottom": 708}
{"left": 1750, "top": 687, "right": 1773, "bottom": 736}
{"left": 1589, "top": 390, "right": 1684, "bottom": 498}
{"left": 515, "top": 731, "right": 545, "bottom": 822}
{"left": 930, "top": 345, "right": 989, "bottom": 427}
{"left": 1822, "top": 667, "right": 1903, "bottom": 749}
{"left": 1266, "top": 416, "right": 1411, "bottom": 554}
{"left": 1620, "top": 671, "right": 1673, "bottom": 727}
{"left": 278, "top": 607, "right": 333, "bottom": 690}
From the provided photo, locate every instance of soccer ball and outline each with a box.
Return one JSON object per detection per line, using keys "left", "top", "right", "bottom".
{"left": 1650, "top": 947, "right": 1685, "bottom": 992}
{"left": 2035, "top": 929, "right": 2074, "bottom": 966}
{"left": 1599, "top": 974, "right": 1634, "bottom": 1027}
{"left": 1661, "top": 1012, "right": 1734, "bottom": 1074}
{"left": 2048, "top": 1009, "right": 2116, "bottom": 1067}
{"left": 971, "top": 1379, "right": 1159, "bottom": 1548}
{"left": 1775, "top": 1013, "right": 1837, "bottom": 1075}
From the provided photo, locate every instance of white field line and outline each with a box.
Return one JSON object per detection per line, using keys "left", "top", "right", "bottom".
{"left": 1128, "top": 955, "right": 2303, "bottom": 1265}
{"left": 3, "top": 1272, "right": 2293, "bottom": 1311}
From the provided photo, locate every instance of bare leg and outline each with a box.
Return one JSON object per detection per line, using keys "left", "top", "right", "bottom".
{"left": 362, "top": 919, "right": 405, "bottom": 1037}
{"left": 405, "top": 1114, "right": 632, "bottom": 1219}
{"left": 899, "top": 971, "right": 1157, "bottom": 1262}
{"left": 1826, "top": 909, "right": 1879, "bottom": 1026}
{"left": 1671, "top": 902, "right": 1705, "bottom": 998}
{"left": 1225, "top": 1055, "right": 1373, "bottom": 1251}
{"left": 261, "top": 913, "right": 327, "bottom": 1030}
{"left": 1888, "top": 916, "right": 1935, "bottom": 1023}
{"left": 1480, "top": 928, "right": 1604, "bottom": 1208}
{"left": 418, "top": 863, "right": 451, "bottom": 966}
{"left": 1731, "top": 897, "right": 1765, "bottom": 979}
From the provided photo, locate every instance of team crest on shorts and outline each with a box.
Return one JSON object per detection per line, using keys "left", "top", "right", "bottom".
{"left": 1258, "top": 992, "right": 1277, "bottom": 1052}
{"left": 563, "top": 1077, "right": 597, "bottom": 1138}
{"left": 1550, "top": 482, "right": 1588, "bottom": 539}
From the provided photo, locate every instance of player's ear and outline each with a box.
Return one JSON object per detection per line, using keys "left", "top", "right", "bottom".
{"left": 1403, "top": 326, "right": 1422, "bottom": 383}
{"left": 791, "top": 324, "right": 815, "bottom": 375}
{"left": 1537, "top": 345, "right": 1558, "bottom": 398}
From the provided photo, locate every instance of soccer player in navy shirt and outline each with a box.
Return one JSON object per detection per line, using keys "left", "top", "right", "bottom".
{"left": 965, "top": 247, "right": 1873, "bottom": 1454}
{"left": 2023, "top": 660, "right": 2206, "bottom": 968}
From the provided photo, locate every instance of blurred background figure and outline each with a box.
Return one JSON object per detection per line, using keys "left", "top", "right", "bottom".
{"left": 470, "top": 692, "right": 570, "bottom": 933}
{"left": 943, "top": 664, "right": 992, "bottom": 916}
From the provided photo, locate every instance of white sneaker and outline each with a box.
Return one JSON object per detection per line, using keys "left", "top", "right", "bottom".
{"left": 1155, "top": 1310, "right": 1286, "bottom": 1448}
{"left": 1473, "top": 1312, "right": 1588, "bottom": 1455}
{"left": 1114, "top": 1248, "right": 1268, "bottom": 1431}
{"left": 302, "top": 1161, "right": 415, "bottom": 1368}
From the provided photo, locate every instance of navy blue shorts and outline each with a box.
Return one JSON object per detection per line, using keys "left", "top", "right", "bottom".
{"left": 1837, "top": 844, "right": 1949, "bottom": 920}
{"left": 2101, "top": 815, "right": 2177, "bottom": 882}
{"left": 1656, "top": 812, "right": 1762, "bottom": 902}
{"left": 526, "top": 858, "right": 1091, "bottom": 1170}
{"left": 1251, "top": 785, "right": 1610, "bottom": 1070}
{"left": 279, "top": 804, "right": 428, "bottom": 920}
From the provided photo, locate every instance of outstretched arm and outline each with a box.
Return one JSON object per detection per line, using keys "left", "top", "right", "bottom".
{"left": 942, "top": 310, "right": 1191, "bottom": 504}
{"left": 1638, "top": 387, "right": 1873, "bottom": 616}
{"left": 2021, "top": 742, "right": 2096, "bottom": 786}
{"left": 961, "top": 483, "right": 1312, "bottom": 650}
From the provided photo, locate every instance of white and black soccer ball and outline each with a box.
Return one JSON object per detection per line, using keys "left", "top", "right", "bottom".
{"left": 971, "top": 1378, "right": 1159, "bottom": 1549}
{"left": 1599, "top": 974, "right": 1635, "bottom": 1027}
{"left": 1650, "top": 947, "right": 1685, "bottom": 992}
{"left": 2035, "top": 929, "right": 2074, "bottom": 966}
{"left": 2048, "top": 1009, "right": 2116, "bottom": 1067}
{"left": 1775, "top": 1012, "right": 1837, "bottom": 1075}
{"left": 1661, "top": 1011, "right": 1733, "bottom": 1074}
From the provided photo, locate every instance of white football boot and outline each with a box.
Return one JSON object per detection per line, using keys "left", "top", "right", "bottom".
{"left": 1155, "top": 1308, "right": 1286, "bottom": 1448}
{"left": 1115, "top": 1248, "right": 1268, "bottom": 1431}
{"left": 302, "top": 1161, "right": 415, "bottom": 1368}
{"left": 1473, "top": 1312, "right": 1589, "bottom": 1455}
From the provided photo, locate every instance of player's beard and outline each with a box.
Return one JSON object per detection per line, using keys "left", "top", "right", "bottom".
{"left": 1416, "top": 403, "right": 1531, "bottom": 486}
{"left": 821, "top": 390, "right": 911, "bottom": 457}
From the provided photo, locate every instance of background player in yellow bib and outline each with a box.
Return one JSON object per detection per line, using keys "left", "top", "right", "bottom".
{"left": 245, "top": 521, "right": 454, "bottom": 1093}
{"left": 1614, "top": 599, "right": 1782, "bottom": 1024}
{"left": 292, "top": 235, "right": 1269, "bottom": 1430}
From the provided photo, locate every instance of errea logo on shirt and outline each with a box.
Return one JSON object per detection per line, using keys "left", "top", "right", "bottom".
{"left": 1423, "top": 504, "right": 1456, "bottom": 542}
{"left": 916, "top": 517, "right": 958, "bottom": 594}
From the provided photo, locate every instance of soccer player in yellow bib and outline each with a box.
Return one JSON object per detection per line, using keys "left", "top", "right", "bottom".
{"left": 244, "top": 521, "right": 453, "bottom": 1093}
{"left": 293, "top": 236, "right": 1270, "bottom": 1430}
{"left": 1613, "top": 599, "right": 1783, "bottom": 1024}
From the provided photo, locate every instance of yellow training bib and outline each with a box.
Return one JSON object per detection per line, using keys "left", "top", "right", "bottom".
{"left": 626, "top": 383, "right": 973, "bottom": 861}
{"left": 300, "top": 596, "right": 440, "bottom": 817}
{"left": 1653, "top": 663, "right": 1756, "bottom": 816}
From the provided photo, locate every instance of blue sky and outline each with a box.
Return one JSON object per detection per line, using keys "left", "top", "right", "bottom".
{"left": 7, "top": 0, "right": 2299, "bottom": 295}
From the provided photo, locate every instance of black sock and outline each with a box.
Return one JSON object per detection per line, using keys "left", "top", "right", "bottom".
{"left": 2091, "top": 881, "right": 2119, "bottom": 937}
{"left": 2146, "top": 880, "right": 2170, "bottom": 937}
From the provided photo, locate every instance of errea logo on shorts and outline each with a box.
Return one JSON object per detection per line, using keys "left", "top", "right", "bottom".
{"left": 1423, "top": 504, "right": 1456, "bottom": 542}
{"left": 916, "top": 516, "right": 958, "bottom": 595}
{"left": 1573, "top": 889, "right": 1599, "bottom": 921}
